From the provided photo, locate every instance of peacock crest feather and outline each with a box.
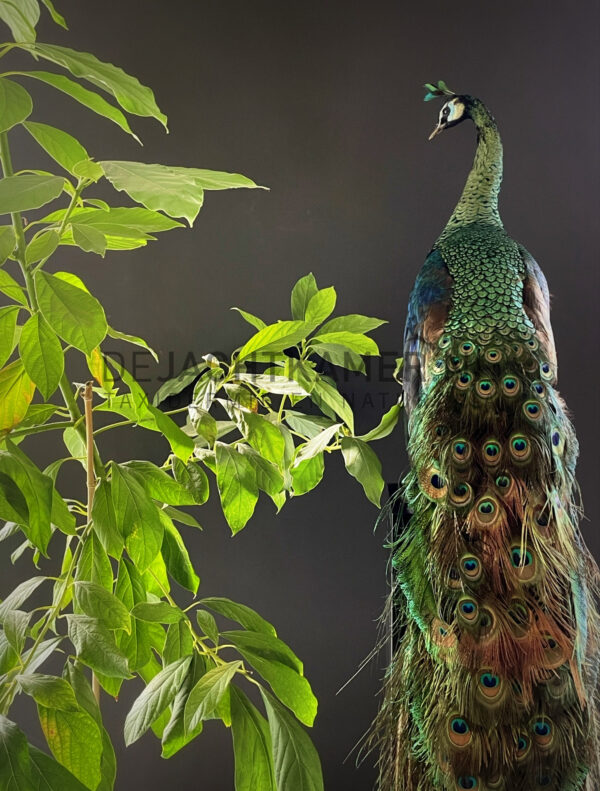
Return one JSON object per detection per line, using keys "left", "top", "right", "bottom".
{"left": 370, "top": 83, "right": 600, "bottom": 791}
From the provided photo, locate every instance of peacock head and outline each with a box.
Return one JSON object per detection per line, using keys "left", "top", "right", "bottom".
{"left": 424, "top": 81, "right": 470, "bottom": 140}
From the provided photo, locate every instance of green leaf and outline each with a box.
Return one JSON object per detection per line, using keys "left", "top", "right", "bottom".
{"left": 19, "top": 312, "right": 63, "bottom": 399}
{"left": 172, "top": 458, "right": 209, "bottom": 505}
{"left": 230, "top": 686, "right": 276, "bottom": 791}
{"left": 311, "top": 331, "right": 379, "bottom": 355}
{"left": 27, "top": 43, "right": 168, "bottom": 128}
{"left": 101, "top": 161, "right": 259, "bottom": 227}
{"left": 73, "top": 581, "right": 131, "bottom": 633}
{"left": 0, "top": 174, "right": 64, "bottom": 214}
{"left": 261, "top": 690, "right": 324, "bottom": 791}
{"left": 4, "top": 608, "right": 29, "bottom": 653}
{"left": 0, "top": 442, "right": 52, "bottom": 553}
{"left": 243, "top": 412, "right": 285, "bottom": 466}
{"left": 0, "top": 576, "right": 46, "bottom": 623}
{"left": 188, "top": 169, "right": 263, "bottom": 190}
{"left": 310, "top": 378, "right": 354, "bottom": 432}
{"left": 25, "top": 229, "right": 60, "bottom": 265}
{"left": 162, "top": 505, "right": 202, "bottom": 529}
{"left": 71, "top": 224, "right": 106, "bottom": 256}
{"left": 357, "top": 399, "right": 401, "bottom": 442}
{"left": 39, "top": 0, "right": 67, "bottom": 28}
{"left": 0, "top": 77, "right": 32, "bottom": 131}
{"left": 200, "top": 597, "right": 276, "bottom": 637}
{"left": 51, "top": 485, "right": 76, "bottom": 535}
{"left": 38, "top": 705, "right": 102, "bottom": 790}
{"left": 237, "top": 320, "right": 310, "bottom": 361}
{"left": 160, "top": 512, "right": 199, "bottom": 594}
{"left": 115, "top": 561, "right": 150, "bottom": 672}
{"left": 124, "top": 656, "right": 191, "bottom": 746}
{"left": 195, "top": 610, "right": 218, "bottom": 643}
{"left": 311, "top": 342, "right": 365, "bottom": 374}
{"left": 340, "top": 437, "right": 385, "bottom": 506}
{"left": 283, "top": 411, "right": 336, "bottom": 439}
{"left": 29, "top": 745, "right": 91, "bottom": 791}
{"left": 66, "top": 614, "right": 130, "bottom": 678}
{"left": 222, "top": 630, "right": 316, "bottom": 726}
{"left": 90, "top": 479, "right": 123, "bottom": 558}
{"left": 293, "top": 423, "right": 341, "bottom": 466}
{"left": 106, "top": 325, "right": 158, "bottom": 361}
{"left": 0, "top": 227, "right": 17, "bottom": 267}
{"left": 23, "top": 121, "right": 89, "bottom": 176}
{"left": 163, "top": 621, "right": 193, "bottom": 665}
{"left": 160, "top": 654, "right": 205, "bottom": 757}
{"left": 0, "top": 714, "right": 34, "bottom": 789}
{"left": 17, "top": 673, "right": 79, "bottom": 711}
{"left": 122, "top": 460, "right": 196, "bottom": 505}
{"left": 291, "top": 273, "right": 318, "bottom": 320}
{"left": 17, "top": 71, "right": 141, "bottom": 141}
{"left": 0, "top": 305, "right": 19, "bottom": 368}
{"left": 72, "top": 159, "right": 103, "bottom": 182}
{"left": 0, "top": 630, "right": 18, "bottom": 674}
{"left": 35, "top": 270, "right": 107, "bottom": 354}
{"left": 237, "top": 445, "right": 284, "bottom": 502}
{"left": 131, "top": 601, "right": 184, "bottom": 624}
{"left": 111, "top": 464, "right": 164, "bottom": 570}
{"left": 319, "top": 313, "right": 386, "bottom": 335}
{"left": 75, "top": 533, "right": 113, "bottom": 591}
{"left": 231, "top": 306, "right": 266, "bottom": 331}
{"left": 291, "top": 453, "right": 324, "bottom": 496}
{"left": 152, "top": 362, "right": 206, "bottom": 406}
{"left": 184, "top": 661, "right": 242, "bottom": 733}
{"left": 215, "top": 443, "right": 258, "bottom": 534}
{"left": 44, "top": 205, "right": 183, "bottom": 236}
{"left": 304, "top": 287, "right": 336, "bottom": 324}
{"left": 232, "top": 372, "right": 308, "bottom": 396}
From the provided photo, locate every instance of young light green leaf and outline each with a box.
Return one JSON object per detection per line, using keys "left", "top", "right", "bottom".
{"left": 184, "top": 661, "right": 242, "bottom": 733}
{"left": 293, "top": 423, "right": 341, "bottom": 466}
{"left": 19, "top": 312, "right": 64, "bottom": 399}
{"left": 163, "top": 621, "right": 194, "bottom": 665}
{"left": 187, "top": 169, "right": 263, "bottom": 190}
{"left": 310, "top": 379, "right": 354, "bottom": 432}
{"left": 230, "top": 686, "right": 276, "bottom": 791}
{"left": 28, "top": 43, "right": 168, "bottom": 128}
{"left": 304, "top": 287, "right": 336, "bottom": 325}
{"left": 0, "top": 360, "right": 35, "bottom": 432}
{"left": 340, "top": 437, "right": 385, "bottom": 506}
{"left": 291, "top": 453, "right": 324, "bottom": 496}
{"left": 171, "top": 458, "right": 209, "bottom": 505}
{"left": 0, "top": 174, "right": 64, "bottom": 214}
{"left": 198, "top": 597, "right": 277, "bottom": 637}
{"left": 106, "top": 325, "right": 158, "bottom": 361}
{"left": 231, "top": 307, "right": 266, "bottom": 331}
{"left": 17, "top": 71, "right": 141, "bottom": 141}
{"left": 71, "top": 224, "right": 107, "bottom": 256}
{"left": 20, "top": 635, "right": 63, "bottom": 676}
{"left": 195, "top": 610, "right": 218, "bottom": 643}
{"left": 232, "top": 372, "right": 307, "bottom": 395}
{"left": 111, "top": 464, "right": 164, "bottom": 571}
{"left": 237, "top": 445, "right": 284, "bottom": 502}
{"left": 357, "top": 399, "right": 402, "bottom": 442}
{"left": 290, "top": 273, "right": 318, "bottom": 320}
{"left": 283, "top": 411, "right": 336, "bottom": 439}
{"left": 0, "top": 226, "right": 17, "bottom": 267}
{"left": 38, "top": 705, "right": 102, "bottom": 790}
{"left": 318, "top": 313, "right": 387, "bottom": 335}
{"left": 73, "top": 581, "right": 131, "bottom": 633}
{"left": 23, "top": 121, "right": 89, "bottom": 176}
{"left": 29, "top": 745, "right": 91, "bottom": 791}
{"left": 261, "top": 690, "right": 324, "bottom": 791}
{"left": 0, "top": 715, "right": 34, "bottom": 790}
{"left": 152, "top": 362, "right": 206, "bottom": 406}
{"left": 0, "top": 305, "right": 19, "bottom": 368}
{"left": 0, "top": 77, "right": 33, "bottom": 131}
{"left": 0, "top": 576, "right": 46, "bottom": 624}
{"left": 0, "top": 0, "right": 38, "bottom": 43}
{"left": 16, "top": 673, "right": 79, "bottom": 711}
{"left": 311, "top": 331, "right": 379, "bottom": 355}
{"left": 124, "top": 656, "right": 191, "bottom": 746}
{"left": 215, "top": 443, "right": 258, "bottom": 534}
{"left": 39, "top": 0, "right": 67, "bottom": 28}
{"left": 35, "top": 270, "right": 107, "bottom": 354}
{"left": 237, "top": 320, "right": 310, "bottom": 361}
{"left": 66, "top": 614, "right": 130, "bottom": 678}
{"left": 131, "top": 601, "right": 185, "bottom": 624}
{"left": 311, "top": 342, "right": 365, "bottom": 373}
{"left": 25, "top": 229, "right": 60, "bottom": 265}
{"left": 4, "top": 609, "right": 29, "bottom": 653}
{"left": 243, "top": 412, "right": 285, "bottom": 466}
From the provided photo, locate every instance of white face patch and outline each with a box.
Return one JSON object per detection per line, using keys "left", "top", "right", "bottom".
{"left": 439, "top": 98, "right": 465, "bottom": 125}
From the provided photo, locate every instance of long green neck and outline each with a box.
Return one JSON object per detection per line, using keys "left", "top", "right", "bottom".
{"left": 437, "top": 98, "right": 503, "bottom": 244}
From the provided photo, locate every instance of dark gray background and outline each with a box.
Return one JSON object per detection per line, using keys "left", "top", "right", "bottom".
{"left": 2, "top": 1, "right": 598, "bottom": 789}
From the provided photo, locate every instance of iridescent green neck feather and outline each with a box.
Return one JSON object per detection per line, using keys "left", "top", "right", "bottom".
{"left": 437, "top": 98, "right": 504, "bottom": 244}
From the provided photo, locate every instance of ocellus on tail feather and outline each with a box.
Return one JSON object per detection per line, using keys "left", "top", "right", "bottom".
{"left": 369, "top": 82, "right": 600, "bottom": 790}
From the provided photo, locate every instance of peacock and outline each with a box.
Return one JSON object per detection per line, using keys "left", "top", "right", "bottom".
{"left": 371, "top": 83, "right": 600, "bottom": 790}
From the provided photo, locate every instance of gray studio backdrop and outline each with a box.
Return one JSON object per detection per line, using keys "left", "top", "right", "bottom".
{"left": 2, "top": 1, "right": 598, "bottom": 789}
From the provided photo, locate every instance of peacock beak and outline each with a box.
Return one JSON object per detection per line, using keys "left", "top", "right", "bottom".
{"left": 428, "top": 123, "right": 444, "bottom": 140}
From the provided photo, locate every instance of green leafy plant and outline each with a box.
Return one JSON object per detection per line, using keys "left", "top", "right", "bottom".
{"left": 0, "top": 4, "right": 401, "bottom": 790}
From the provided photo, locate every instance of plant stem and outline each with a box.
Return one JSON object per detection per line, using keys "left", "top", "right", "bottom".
{"left": 6, "top": 420, "right": 75, "bottom": 440}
